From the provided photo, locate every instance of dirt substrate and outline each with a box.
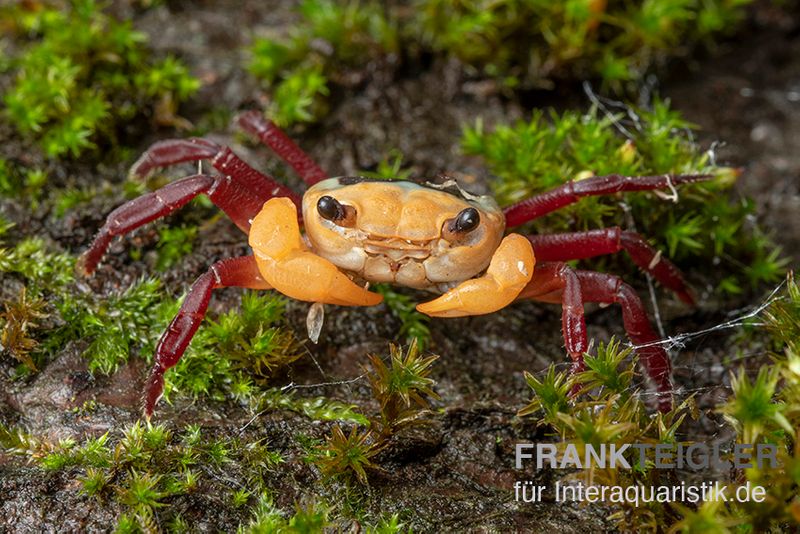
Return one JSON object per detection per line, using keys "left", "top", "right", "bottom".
{"left": 0, "top": 1, "right": 798, "bottom": 532}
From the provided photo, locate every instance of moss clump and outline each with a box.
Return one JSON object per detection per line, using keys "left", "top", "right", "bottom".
{"left": 0, "top": 227, "right": 77, "bottom": 374}
{"left": 0, "top": 234, "right": 75, "bottom": 294}
{"left": 1, "top": 410, "right": 408, "bottom": 531}
{"left": 248, "top": 388, "right": 369, "bottom": 426}
{"left": 1, "top": 0, "right": 199, "bottom": 158}
{"left": 0, "top": 158, "right": 47, "bottom": 202}
{"left": 520, "top": 339, "right": 700, "bottom": 531}
{"left": 0, "top": 215, "right": 303, "bottom": 408}
{"left": 462, "top": 99, "right": 786, "bottom": 295}
{"left": 156, "top": 291, "right": 305, "bottom": 405}
{"left": 239, "top": 495, "right": 330, "bottom": 533}
{"left": 247, "top": 0, "right": 759, "bottom": 126}
{"left": 675, "top": 273, "right": 800, "bottom": 531}
{"left": 2, "top": 421, "right": 285, "bottom": 532}
{"left": 154, "top": 225, "right": 197, "bottom": 271}
{"left": 519, "top": 274, "right": 800, "bottom": 532}
{"left": 0, "top": 288, "right": 49, "bottom": 371}
{"left": 314, "top": 340, "right": 439, "bottom": 484}
{"left": 248, "top": 0, "right": 398, "bottom": 126}
{"left": 51, "top": 277, "right": 167, "bottom": 374}
{"left": 0, "top": 234, "right": 171, "bottom": 377}
{"left": 415, "top": 0, "right": 755, "bottom": 90}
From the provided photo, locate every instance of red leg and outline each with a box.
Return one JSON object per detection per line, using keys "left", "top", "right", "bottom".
{"left": 518, "top": 263, "right": 673, "bottom": 411}
{"left": 129, "top": 137, "right": 302, "bottom": 208}
{"left": 575, "top": 270, "right": 673, "bottom": 411}
{"left": 77, "top": 174, "right": 266, "bottom": 276}
{"left": 526, "top": 228, "right": 694, "bottom": 305}
{"left": 144, "top": 255, "right": 271, "bottom": 417}
{"left": 503, "top": 173, "right": 710, "bottom": 227}
{"left": 518, "top": 263, "right": 589, "bottom": 383}
{"left": 237, "top": 111, "right": 328, "bottom": 186}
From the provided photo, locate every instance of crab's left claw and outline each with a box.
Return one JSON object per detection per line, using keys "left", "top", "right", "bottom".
{"left": 417, "top": 233, "right": 535, "bottom": 317}
{"left": 249, "top": 197, "right": 382, "bottom": 307}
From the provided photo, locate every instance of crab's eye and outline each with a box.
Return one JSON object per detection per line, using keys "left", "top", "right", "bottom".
{"left": 443, "top": 207, "right": 480, "bottom": 242}
{"left": 453, "top": 207, "right": 480, "bottom": 233}
{"left": 317, "top": 196, "right": 343, "bottom": 220}
{"left": 317, "top": 195, "right": 357, "bottom": 227}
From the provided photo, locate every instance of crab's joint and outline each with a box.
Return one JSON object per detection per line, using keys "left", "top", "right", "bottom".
{"left": 417, "top": 233, "right": 535, "bottom": 317}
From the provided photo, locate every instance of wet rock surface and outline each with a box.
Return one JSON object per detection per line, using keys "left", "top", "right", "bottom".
{"left": 1, "top": 1, "right": 798, "bottom": 532}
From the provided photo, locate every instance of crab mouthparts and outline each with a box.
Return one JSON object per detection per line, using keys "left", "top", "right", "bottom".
{"left": 363, "top": 236, "right": 433, "bottom": 261}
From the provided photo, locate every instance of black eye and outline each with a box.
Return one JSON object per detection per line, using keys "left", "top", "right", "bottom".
{"left": 316, "top": 195, "right": 357, "bottom": 227}
{"left": 453, "top": 207, "right": 480, "bottom": 233}
{"left": 317, "top": 195, "right": 344, "bottom": 221}
{"left": 443, "top": 207, "right": 481, "bottom": 243}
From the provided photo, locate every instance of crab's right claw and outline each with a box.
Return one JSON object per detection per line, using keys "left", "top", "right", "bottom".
{"left": 249, "top": 197, "right": 382, "bottom": 307}
{"left": 417, "top": 233, "right": 535, "bottom": 317}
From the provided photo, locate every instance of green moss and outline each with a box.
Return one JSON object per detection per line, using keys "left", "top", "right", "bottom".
{"left": 4, "top": 421, "right": 291, "bottom": 531}
{"left": 249, "top": 389, "right": 369, "bottom": 426}
{"left": 1, "top": 0, "right": 199, "bottom": 158}
{"left": 50, "top": 277, "right": 166, "bottom": 374}
{"left": 52, "top": 186, "right": 99, "bottom": 218}
{"left": 154, "top": 291, "right": 305, "bottom": 405}
{"left": 415, "top": 0, "right": 755, "bottom": 90}
{"left": 155, "top": 225, "right": 197, "bottom": 271}
{"left": 518, "top": 339, "right": 701, "bottom": 530}
{"left": 360, "top": 149, "right": 414, "bottom": 181}
{"left": 0, "top": 226, "right": 303, "bottom": 408}
{"left": 315, "top": 425, "right": 379, "bottom": 485}
{"left": 238, "top": 494, "right": 331, "bottom": 533}
{"left": 0, "top": 236, "right": 75, "bottom": 294}
{"left": 247, "top": 0, "right": 758, "bottom": 126}
{"left": 0, "top": 158, "right": 48, "bottom": 202}
{"left": 0, "top": 232, "right": 77, "bottom": 372}
{"left": 518, "top": 365, "right": 571, "bottom": 425}
{"left": 695, "top": 275, "right": 800, "bottom": 530}
{"left": 764, "top": 273, "right": 800, "bottom": 352}
{"left": 365, "top": 339, "right": 440, "bottom": 437}
{"left": 4, "top": 418, "right": 411, "bottom": 531}
{"left": 313, "top": 341, "right": 440, "bottom": 483}
{"left": 365, "top": 514, "right": 407, "bottom": 534}
{"left": 374, "top": 285, "right": 431, "bottom": 350}
{"left": 248, "top": 0, "right": 398, "bottom": 126}
{"left": 519, "top": 274, "right": 800, "bottom": 531}
{"left": 720, "top": 366, "right": 792, "bottom": 444}
{"left": 462, "top": 100, "right": 786, "bottom": 294}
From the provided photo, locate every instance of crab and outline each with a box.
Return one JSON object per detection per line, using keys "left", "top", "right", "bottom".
{"left": 77, "top": 111, "right": 708, "bottom": 417}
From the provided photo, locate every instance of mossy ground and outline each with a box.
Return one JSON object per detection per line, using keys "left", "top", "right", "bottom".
{"left": 1, "top": 1, "right": 799, "bottom": 532}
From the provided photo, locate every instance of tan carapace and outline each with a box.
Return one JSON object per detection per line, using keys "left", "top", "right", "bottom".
{"left": 248, "top": 178, "right": 536, "bottom": 317}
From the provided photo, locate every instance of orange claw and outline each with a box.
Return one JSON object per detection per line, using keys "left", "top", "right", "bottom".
{"left": 417, "top": 233, "right": 535, "bottom": 317}
{"left": 249, "top": 197, "right": 382, "bottom": 307}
